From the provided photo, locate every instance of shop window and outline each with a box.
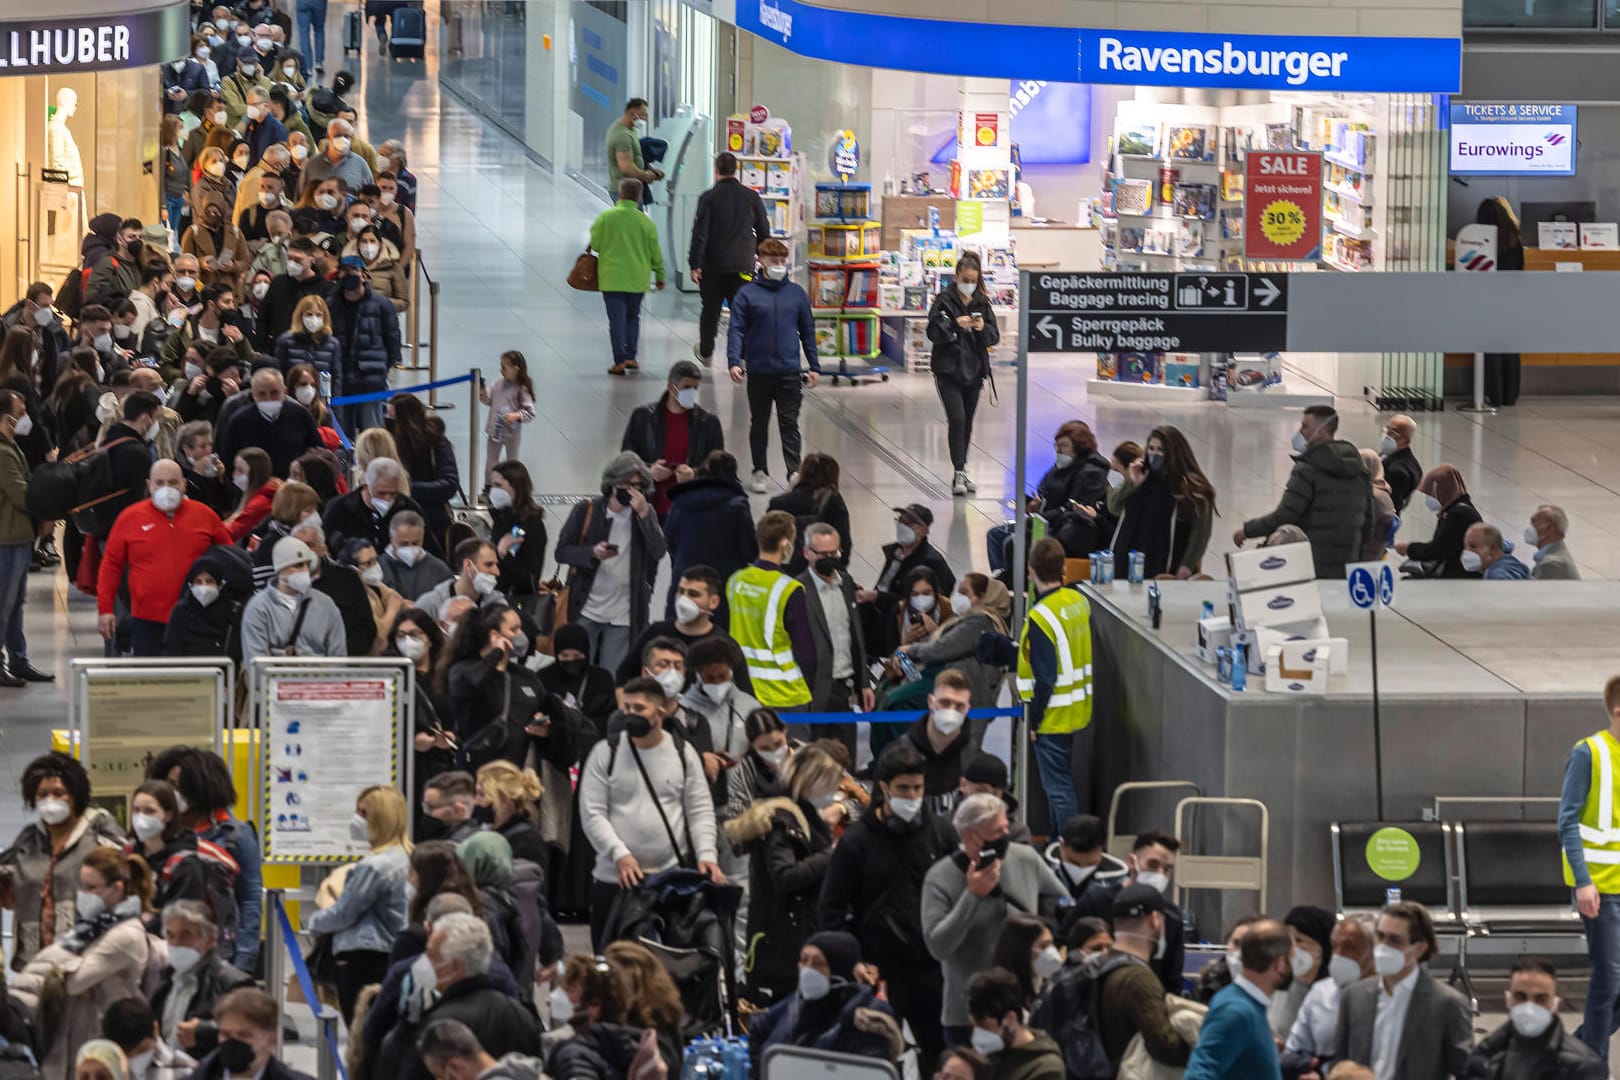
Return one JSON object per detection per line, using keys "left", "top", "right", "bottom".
{"left": 1464, "top": 0, "right": 1598, "bottom": 28}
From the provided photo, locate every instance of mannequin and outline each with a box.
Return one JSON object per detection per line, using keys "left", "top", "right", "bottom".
{"left": 47, "top": 87, "right": 84, "bottom": 187}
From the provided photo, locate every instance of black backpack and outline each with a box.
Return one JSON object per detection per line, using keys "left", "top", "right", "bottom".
{"left": 24, "top": 436, "right": 139, "bottom": 536}
{"left": 1029, "top": 950, "right": 1144, "bottom": 1080}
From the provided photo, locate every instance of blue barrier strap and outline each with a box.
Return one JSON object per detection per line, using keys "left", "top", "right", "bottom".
{"left": 328, "top": 372, "right": 476, "bottom": 407}
{"left": 328, "top": 410, "right": 352, "bottom": 452}
{"left": 274, "top": 894, "right": 350, "bottom": 1080}
{"left": 792, "top": 706, "right": 1023, "bottom": 725}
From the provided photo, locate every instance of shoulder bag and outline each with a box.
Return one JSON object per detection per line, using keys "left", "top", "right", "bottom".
{"left": 567, "top": 248, "right": 599, "bottom": 292}
{"left": 537, "top": 500, "right": 595, "bottom": 654}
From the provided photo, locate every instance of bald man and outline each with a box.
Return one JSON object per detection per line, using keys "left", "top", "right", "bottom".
{"left": 1379, "top": 415, "right": 1422, "bottom": 513}
{"left": 1463, "top": 522, "right": 1531, "bottom": 581}
{"left": 216, "top": 367, "right": 322, "bottom": 477}
{"left": 97, "top": 457, "right": 232, "bottom": 656}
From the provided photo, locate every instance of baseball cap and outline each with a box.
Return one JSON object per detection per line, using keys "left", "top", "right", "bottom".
{"left": 272, "top": 536, "right": 317, "bottom": 572}
{"left": 1113, "top": 882, "right": 1167, "bottom": 920}
{"left": 892, "top": 503, "right": 933, "bottom": 527}
{"left": 338, "top": 254, "right": 366, "bottom": 270}
{"left": 961, "top": 754, "right": 1008, "bottom": 790}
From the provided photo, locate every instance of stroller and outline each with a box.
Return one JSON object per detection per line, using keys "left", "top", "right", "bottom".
{"left": 600, "top": 867, "right": 743, "bottom": 1034}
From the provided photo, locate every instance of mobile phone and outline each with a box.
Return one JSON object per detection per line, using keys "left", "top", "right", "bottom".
{"left": 976, "top": 850, "right": 1001, "bottom": 871}
{"left": 601, "top": 544, "right": 620, "bottom": 556}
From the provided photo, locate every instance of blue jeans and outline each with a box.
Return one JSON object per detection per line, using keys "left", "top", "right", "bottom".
{"left": 337, "top": 398, "right": 386, "bottom": 438}
{"left": 0, "top": 543, "right": 30, "bottom": 668}
{"left": 1579, "top": 893, "right": 1620, "bottom": 1057}
{"left": 603, "top": 292, "right": 644, "bottom": 364}
{"left": 296, "top": 0, "right": 328, "bottom": 67}
{"left": 1033, "top": 730, "right": 1080, "bottom": 837}
{"left": 164, "top": 195, "right": 187, "bottom": 251}
{"left": 987, "top": 522, "right": 1015, "bottom": 574}
{"left": 577, "top": 617, "right": 631, "bottom": 675}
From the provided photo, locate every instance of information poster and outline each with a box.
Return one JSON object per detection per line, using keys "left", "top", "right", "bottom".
{"left": 1244, "top": 151, "right": 1323, "bottom": 262}
{"left": 263, "top": 677, "right": 397, "bottom": 862}
{"left": 85, "top": 674, "right": 219, "bottom": 824}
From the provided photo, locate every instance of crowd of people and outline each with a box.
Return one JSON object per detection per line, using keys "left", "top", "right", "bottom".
{"left": 0, "top": 7, "right": 1605, "bottom": 1079}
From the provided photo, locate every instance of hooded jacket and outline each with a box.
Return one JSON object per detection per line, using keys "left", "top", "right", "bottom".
{"left": 990, "top": 1031, "right": 1067, "bottom": 1080}
{"left": 727, "top": 275, "right": 819, "bottom": 376}
{"left": 164, "top": 544, "right": 255, "bottom": 659}
{"left": 1407, "top": 466, "right": 1484, "bottom": 579}
{"left": 327, "top": 282, "right": 403, "bottom": 394}
{"left": 663, "top": 474, "right": 756, "bottom": 606}
{"left": 1239, "top": 439, "right": 1374, "bottom": 578}
{"left": 724, "top": 797, "right": 834, "bottom": 1004}
{"left": 747, "top": 982, "right": 904, "bottom": 1078}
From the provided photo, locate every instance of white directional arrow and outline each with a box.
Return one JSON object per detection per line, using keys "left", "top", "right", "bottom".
{"left": 1036, "top": 315, "right": 1063, "bottom": 347}
{"left": 1255, "top": 278, "right": 1282, "bottom": 308}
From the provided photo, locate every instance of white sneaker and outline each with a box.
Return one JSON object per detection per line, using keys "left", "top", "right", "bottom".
{"left": 951, "top": 471, "right": 968, "bottom": 496}
{"left": 787, "top": 471, "right": 799, "bottom": 488}
{"left": 963, "top": 474, "right": 977, "bottom": 493}
{"left": 751, "top": 470, "right": 768, "bottom": 494}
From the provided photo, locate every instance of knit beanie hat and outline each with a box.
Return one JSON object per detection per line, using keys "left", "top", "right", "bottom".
{"left": 803, "top": 931, "right": 860, "bottom": 981}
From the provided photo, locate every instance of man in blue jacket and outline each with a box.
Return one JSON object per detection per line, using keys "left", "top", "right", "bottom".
{"left": 727, "top": 238, "right": 819, "bottom": 494}
{"left": 1184, "top": 918, "right": 1293, "bottom": 1080}
{"left": 327, "top": 254, "right": 401, "bottom": 433}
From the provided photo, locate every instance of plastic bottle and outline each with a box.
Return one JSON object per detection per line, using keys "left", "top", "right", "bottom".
{"left": 724, "top": 1038, "right": 749, "bottom": 1080}
{"left": 1201, "top": 600, "right": 1215, "bottom": 621}
{"left": 1231, "top": 643, "right": 1246, "bottom": 691}
{"left": 1101, "top": 550, "right": 1115, "bottom": 583}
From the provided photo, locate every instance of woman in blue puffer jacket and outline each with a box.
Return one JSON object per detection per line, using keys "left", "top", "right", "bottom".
{"left": 275, "top": 295, "right": 344, "bottom": 395}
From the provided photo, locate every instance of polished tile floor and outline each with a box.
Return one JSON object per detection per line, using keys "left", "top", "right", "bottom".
{"left": 10, "top": 5, "right": 1620, "bottom": 993}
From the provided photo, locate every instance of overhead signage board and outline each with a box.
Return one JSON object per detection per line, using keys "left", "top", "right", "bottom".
{"left": 1449, "top": 103, "right": 1576, "bottom": 177}
{"left": 0, "top": 5, "right": 191, "bottom": 75}
{"left": 1023, "top": 272, "right": 1288, "bottom": 354}
{"left": 1245, "top": 151, "right": 1324, "bottom": 262}
{"left": 735, "top": 0, "right": 1461, "bottom": 93}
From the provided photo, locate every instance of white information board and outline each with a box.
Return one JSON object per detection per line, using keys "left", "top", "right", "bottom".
{"left": 262, "top": 675, "right": 400, "bottom": 863}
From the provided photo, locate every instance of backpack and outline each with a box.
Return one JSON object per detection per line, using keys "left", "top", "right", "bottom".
{"left": 54, "top": 265, "right": 86, "bottom": 322}
{"left": 159, "top": 836, "right": 241, "bottom": 945}
{"left": 1029, "top": 950, "right": 1144, "bottom": 1080}
{"left": 23, "top": 436, "right": 138, "bottom": 537}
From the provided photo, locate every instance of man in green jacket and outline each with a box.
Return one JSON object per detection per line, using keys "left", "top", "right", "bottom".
{"left": 0, "top": 389, "right": 53, "bottom": 687}
{"left": 590, "top": 178, "right": 666, "bottom": 376}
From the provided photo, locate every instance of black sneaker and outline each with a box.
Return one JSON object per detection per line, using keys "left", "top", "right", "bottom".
{"left": 0, "top": 670, "right": 22, "bottom": 689}
{"left": 13, "top": 664, "right": 53, "bottom": 683}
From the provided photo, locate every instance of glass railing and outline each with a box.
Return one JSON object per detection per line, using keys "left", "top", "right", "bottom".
{"left": 1464, "top": 0, "right": 1599, "bottom": 28}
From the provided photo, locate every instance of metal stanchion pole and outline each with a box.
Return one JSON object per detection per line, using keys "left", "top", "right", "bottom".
{"left": 267, "top": 891, "right": 287, "bottom": 1054}
{"left": 468, "top": 367, "right": 481, "bottom": 503}
{"left": 316, "top": 1006, "right": 341, "bottom": 1080}
{"left": 428, "top": 277, "right": 442, "bottom": 407}
{"left": 407, "top": 260, "right": 421, "bottom": 369}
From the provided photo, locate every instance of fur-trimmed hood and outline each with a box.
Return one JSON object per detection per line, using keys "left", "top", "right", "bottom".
{"left": 722, "top": 796, "right": 806, "bottom": 847}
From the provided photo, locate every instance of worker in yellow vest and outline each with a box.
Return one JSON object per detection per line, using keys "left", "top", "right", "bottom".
{"left": 726, "top": 510, "right": 816, "bottom": 711}
{"left": 1562, "top": 675, "right": 1620, "bottom": 1058}
{"left": 1017, "top": 536, "right": 1094, "bottom": 837}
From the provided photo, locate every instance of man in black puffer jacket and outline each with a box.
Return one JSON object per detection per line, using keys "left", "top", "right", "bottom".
{"left": 688, "top": 153, "right": 771, "bottom": 364}
{"left": 1463, "top": 958, "right": 1605, "bottom": 1080}
{"left": 1235, "top": 405, "right": 1374, "bottom": 580}
{"left": 327, "top": 254, "right": 400, "bottom": 433}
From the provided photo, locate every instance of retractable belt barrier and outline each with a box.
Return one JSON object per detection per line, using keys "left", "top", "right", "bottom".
{"left": 273, "top": 894, "right": 349, "bottom": 1080}
{"left": 325, "top": 372, "right": 479, "bottom": 451}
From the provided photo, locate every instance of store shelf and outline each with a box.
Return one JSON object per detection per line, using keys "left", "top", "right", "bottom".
{"left": 1226, "top": 382, "right": 1334, "bottom": 409}
{"left": 1324, "top": 182, "right": 1371, "bottom": 205}
{"left": 1118, "top": 155, "right": 1221, "bottom": 168}
{"left": 1323, "top": 149, "right": 1373, "bottom": 174}
{"left": 1321, "top": 253, "right": 1370, "bottom": 273}
{"left": 1325, "top": 215, "right": 1373, "bottom": 240}
{"left": 1087, "top": 379, "right": 1207, "bottom": 403}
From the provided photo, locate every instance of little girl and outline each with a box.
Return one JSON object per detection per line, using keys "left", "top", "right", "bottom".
{"left": 481, "top": 349, "right": 536, "bottom": 465}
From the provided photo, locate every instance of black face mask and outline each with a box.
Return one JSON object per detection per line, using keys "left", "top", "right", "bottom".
{"left": 981, "top": 834, "right": 1012, "bottom": 863}
{"left": 611, "top": 486, "right": 632, "bottom": 510}
{"left": 340, "top": 274, "right": 362, "bottom": 292}
{"left": 554, "top": 658, "right": 587, "bottom": 679}
{"left": 217, "top": 1038, "right": 256, "bottom": 1073}
{"left": 472, "top": 804, "right": 495, "bottom": 825}
{"left": 625, "top": 713, "right": 654, "bottom": 739}
{"left": 415, "top": 814, "right": 448, "bottom": 843}
{"left": 812, "top": 556, "right": 840, "bottom": 577}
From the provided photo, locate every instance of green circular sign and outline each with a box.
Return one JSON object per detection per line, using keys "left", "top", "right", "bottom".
{"left": 1365, "top": 827, "right": 1421, "bottom": 882}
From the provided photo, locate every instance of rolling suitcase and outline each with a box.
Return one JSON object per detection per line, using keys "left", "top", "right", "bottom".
{"left": 343, "top": 8, "right": 363, "bottom": 56}
{"left": 389, "top": 4, "right": 426, "bottom": 60}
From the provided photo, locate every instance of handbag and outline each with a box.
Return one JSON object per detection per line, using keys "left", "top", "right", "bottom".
{"left": 536, "top": 500, "right": 596, "bottom": 654}
{"left": 567, "top": 248, "right": 599, "bottom": 292}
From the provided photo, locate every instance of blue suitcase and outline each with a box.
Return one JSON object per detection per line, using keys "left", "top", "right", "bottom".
{"left": 389, "top": 5, "right": 426, "bottom": 60}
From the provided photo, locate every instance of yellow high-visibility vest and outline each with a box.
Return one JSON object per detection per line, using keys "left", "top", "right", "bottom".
{"left": 726, "top": 565, "right": 811, "bottom": 709}
{"left": 1016, "top": 586, "right": 1094, "bottom": 734}
{"left": 1564, "top": 729, "right": 1620, "bottom": 893}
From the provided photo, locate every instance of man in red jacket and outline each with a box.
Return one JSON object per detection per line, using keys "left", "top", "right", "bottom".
{"left": 98, "top": 458, "right": 232, "bottom": 656}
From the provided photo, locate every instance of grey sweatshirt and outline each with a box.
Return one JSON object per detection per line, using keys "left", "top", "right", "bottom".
{"left": 921, "top": 844, "right": 1068, "bottom": 1026}
{"left": 240, "top": 585, "right": 348, "bottom": 658}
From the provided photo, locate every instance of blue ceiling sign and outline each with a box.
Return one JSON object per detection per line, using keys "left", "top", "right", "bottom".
{"left": 735, "top": 0, "right": 1462, "bottom": 94}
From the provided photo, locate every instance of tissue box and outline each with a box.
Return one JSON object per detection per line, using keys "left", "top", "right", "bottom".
{"left": 1197, "top": 615, "right": 1233, "bottom": 664}
{"left": 1266, "top": 641, "right": 1331, "bottom": 693}
{"left": 1226, "top": 541, "right": 1315, "bottom": 591}
{"left": 1230, "top": 578, "right": 1323, "bottom": 631}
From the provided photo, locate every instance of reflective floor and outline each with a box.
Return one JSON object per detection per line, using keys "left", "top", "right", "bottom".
{"left": 11, "top": 2, "right": 1620, "bottom": 976}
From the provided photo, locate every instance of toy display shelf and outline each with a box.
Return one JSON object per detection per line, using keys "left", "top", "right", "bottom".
{"left": 737, "top": 153, "right": 804, "bottom": 242}
{"left": 813, "top": 182, "right": 873, "bottom": 222}
{"left": 808, "top": 221, "right": 882, "bottom": 261}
